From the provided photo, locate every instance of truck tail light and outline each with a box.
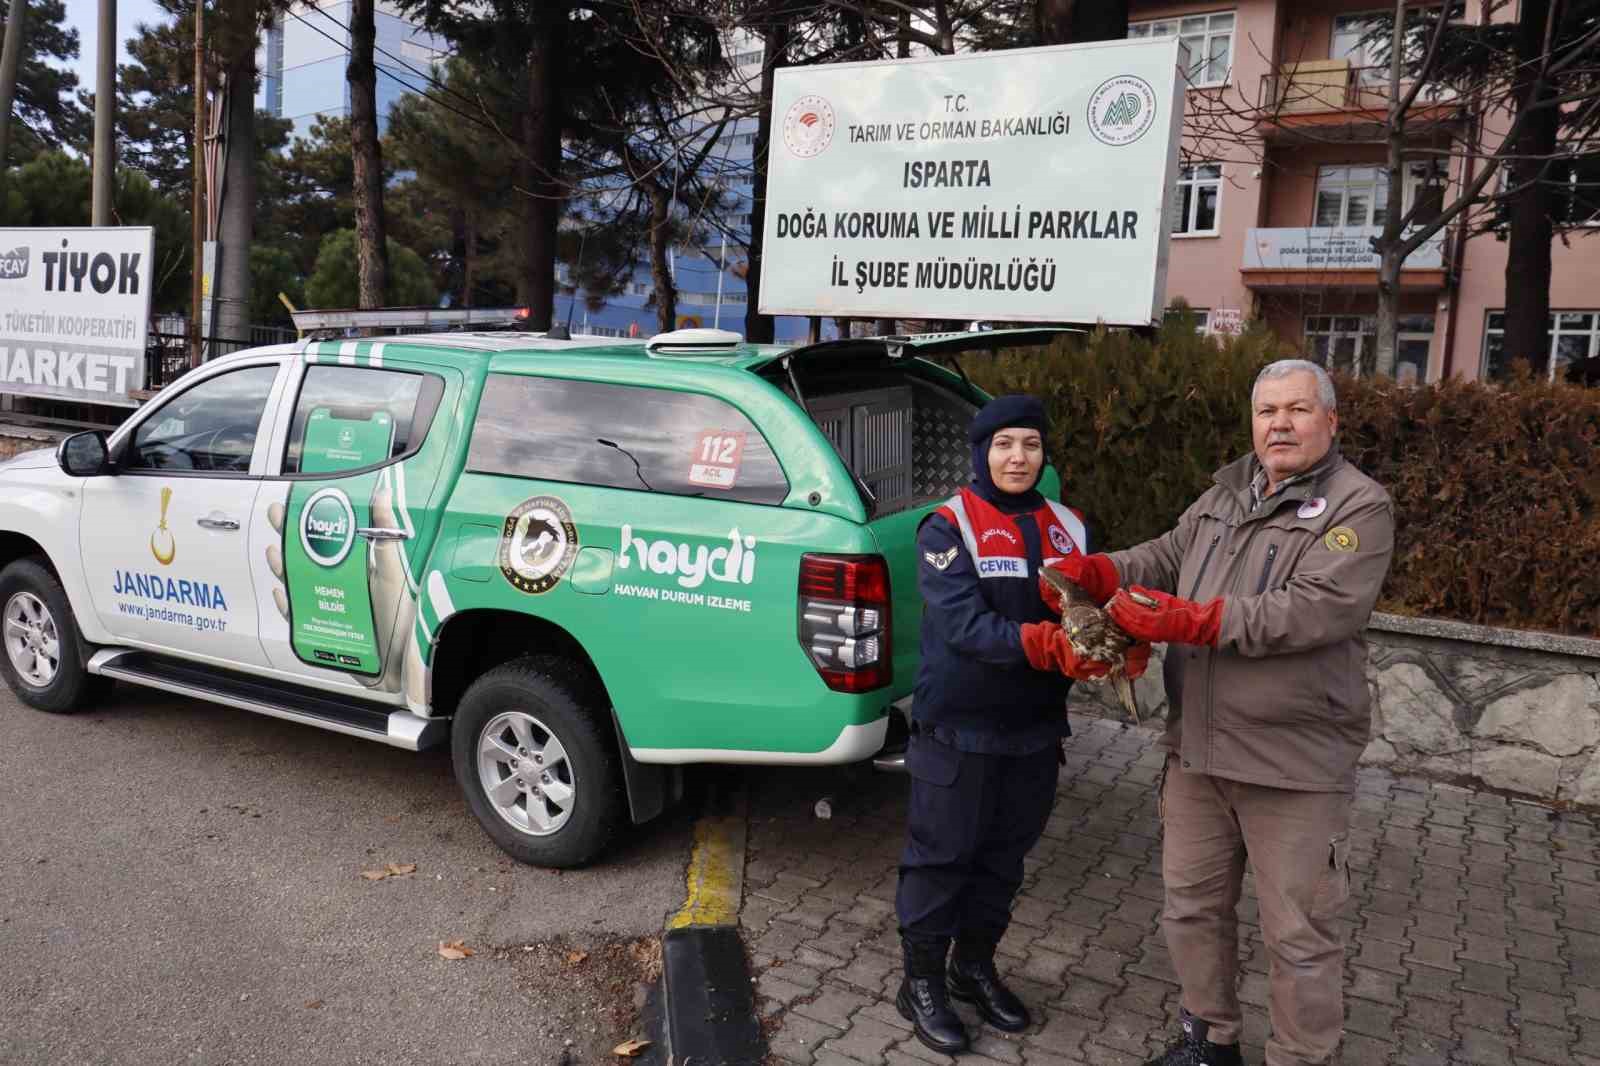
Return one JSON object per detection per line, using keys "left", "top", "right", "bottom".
{"left": 798, "top": 553, "right": 891, "bottom": 693}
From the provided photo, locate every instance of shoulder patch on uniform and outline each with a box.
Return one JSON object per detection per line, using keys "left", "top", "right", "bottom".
{"left": 1048, "top": 525, "right": 1075, "bottom": 554}
{"left": 923, "top": 547, "right": 959, "bottom": 571}
{"left": 1324, "top": 526, "right": 1359, "bottom": 552}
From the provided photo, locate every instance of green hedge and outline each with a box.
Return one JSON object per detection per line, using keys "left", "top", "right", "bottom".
{"left": 967, "top": 323, "right": 1600, "bottom": 637}
{"left": 1338, "top": 371, "right": 1600, "bottom": 635}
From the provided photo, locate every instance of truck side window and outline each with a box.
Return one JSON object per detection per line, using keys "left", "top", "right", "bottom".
{"left": 124, "top": 364, "right": 280, "bottom": 474}
{"left": 282, "top": 365, "right": 444, "bottom": 475}
{"left": 468, "top": 375, "right": 790, "bottom": 505}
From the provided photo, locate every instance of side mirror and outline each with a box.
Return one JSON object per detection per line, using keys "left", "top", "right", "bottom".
{"left": 57, "top": 431, "right": 111, "bottom": 477}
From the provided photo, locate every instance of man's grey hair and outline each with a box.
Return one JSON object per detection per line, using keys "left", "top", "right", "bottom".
{"left": 1252, "top": 359, "right": 1337, "bottom": 411}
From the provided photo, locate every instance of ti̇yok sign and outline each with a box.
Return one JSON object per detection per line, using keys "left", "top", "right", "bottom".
{"left": 758, "top": 38, "right": 1187, "bottom": 326}
{"left": 0, "top": 226, "right": 154, "bottom": 406}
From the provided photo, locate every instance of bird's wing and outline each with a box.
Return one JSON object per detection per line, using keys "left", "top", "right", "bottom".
{"left": 1041, "top": 567, "right": 1096, "bottom": 608}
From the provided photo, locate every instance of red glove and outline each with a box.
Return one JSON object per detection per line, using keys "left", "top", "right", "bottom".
{"left": 1124, "top": 642, "right": 1153, "bottom": 679}
{"left": 1020, "top": 622, "right": 1111, "bottom": 681}
{"left": 1039, "top": 552, "right": 1121, "bottom": 611}
{"left": 1107, "top": 586, "right": 1224, "bottom": 647}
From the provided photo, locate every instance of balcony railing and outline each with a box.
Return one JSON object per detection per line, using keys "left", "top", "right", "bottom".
{"left": 1260, "top": 59, "right": 1459, "bottom": 117}
{"left": 1243, "top": 226, "right": 1447, "bottom": 273}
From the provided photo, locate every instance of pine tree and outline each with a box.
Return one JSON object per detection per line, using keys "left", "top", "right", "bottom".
{"left": 0, "top": 0, "right": 89, "bottom": 164}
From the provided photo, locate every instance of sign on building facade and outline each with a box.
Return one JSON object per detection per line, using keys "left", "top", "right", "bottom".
{"left": 0, "top": 226, "right": 154, "bottom": 407}
{"left": 759, "top": 38, "right": 1187, "bottom": 326}
{"left": 1244, "top": 227, "right": 1446, "bottom": 271}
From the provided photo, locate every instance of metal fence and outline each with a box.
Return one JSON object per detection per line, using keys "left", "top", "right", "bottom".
{"left": 144, "top": 326, "right": 297, "bottom": 388}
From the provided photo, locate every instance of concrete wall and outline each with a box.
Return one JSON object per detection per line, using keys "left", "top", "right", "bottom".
{"left": 0, "top": 426, "right": 63, "bottom": 462}
{"left": 1068, "top": 613, "right": 1600, "bottom": 808}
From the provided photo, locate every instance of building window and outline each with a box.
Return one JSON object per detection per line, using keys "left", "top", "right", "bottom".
{"left": 1304, "top": 315, "right": 1371, "bottom": 374}
{"left": 1395, "top": 314, "right": 1434, "bottom": 383}
{"left": 1314, "top": 166, "right": 1389, "bottom": 227}
{"left": 1172, "top": 163, "right": 1222, "bottom": 235}
{"left": 1128, "top": 12, "right": 1234, "bottom": 87}
{"left": 1304, "top": 314, "right": 1432, "bottom": 379}
{"left": 1314, "top": 162, "right": 1447, "bottom": 228}
{"left": 1482, "top": 310, "right": 1600, "bottom": 380}
{"left": 1164, "top": 306, "right": 1211, "bottom": 333}
{"left": 1554, "top": 149, "right": 1600, "bottom": 226}
{"left": 1404, "top": 159, "right": 1448, "bottom": 226}
{"left": 1331, "top": 13, "right": 1386, "bottom": 77}
{"left": 1332, "top": 8, "right": 1454, "bottom": 82}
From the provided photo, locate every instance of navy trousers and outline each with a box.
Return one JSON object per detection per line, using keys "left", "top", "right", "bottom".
{"left": 895, "top": 732, "right": 1061, "bottom": 945}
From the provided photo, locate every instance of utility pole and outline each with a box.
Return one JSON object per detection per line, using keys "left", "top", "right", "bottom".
{"left": 0, "top": 0, "right": 26, "bottom": 168}
{"left": 189, "top": 0, "right": 205, "bottom": 368}
{"left": 91, "top": 0, "right": 116, "bottom": 222}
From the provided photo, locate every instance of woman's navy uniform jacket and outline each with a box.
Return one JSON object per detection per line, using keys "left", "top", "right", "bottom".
{"left": 912, "top": 485, "right": 1090, "bottom": 755}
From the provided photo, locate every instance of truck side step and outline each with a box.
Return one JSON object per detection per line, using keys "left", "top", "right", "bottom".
{"left": 86, "top": 650, "right": 446, "bottom": 751}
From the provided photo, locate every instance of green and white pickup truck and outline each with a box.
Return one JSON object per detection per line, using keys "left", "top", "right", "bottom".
{"left": 0, "top": 327, "right": 1061, "bottom": 866}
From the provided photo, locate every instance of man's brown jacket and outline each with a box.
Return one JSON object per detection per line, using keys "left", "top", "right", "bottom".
{"left": 1110, "top": 448, "right": 1394, "bottom": 792}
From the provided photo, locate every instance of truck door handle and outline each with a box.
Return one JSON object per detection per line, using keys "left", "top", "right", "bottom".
{"left": 357, "top": 527, "right": 411, "bottom": 542}
{"left": 196, "top": 515, "right": 240, "bottom": 531}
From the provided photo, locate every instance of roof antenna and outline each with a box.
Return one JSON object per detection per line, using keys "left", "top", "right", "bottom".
{"left": 547, "top": 227, "right": 587, "bottom": 340}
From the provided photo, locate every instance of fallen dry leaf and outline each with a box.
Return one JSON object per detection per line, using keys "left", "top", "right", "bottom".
{"left": 303, "top": 999, "right": 323, "bottom": 1010}
{"left": 386, "top": 863, "right": 418, "bottom": 876}
{"left": 565, "top": 950, "right": 588, "bottom": 965}
{"left": 438, "top": 939, "right": 475, "bottom": 960}
{"left": 359, "top": 869, "right": 388, "bottom": 881}
{"left": 612, "top": 1037, "right": 651, "bottom": 1057}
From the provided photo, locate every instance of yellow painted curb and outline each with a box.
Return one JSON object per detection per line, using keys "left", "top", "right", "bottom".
{"left": 668, "top": 808, "right": 747, "bottom": 929}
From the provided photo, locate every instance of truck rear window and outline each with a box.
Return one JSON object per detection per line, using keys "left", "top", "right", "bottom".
{"left": 467, "top": 374, "right": 790, "bottom": 505}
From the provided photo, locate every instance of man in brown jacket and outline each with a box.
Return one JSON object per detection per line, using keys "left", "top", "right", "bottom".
{"left": 1047, "top": 359, "right": 1393, "bottom": 1066}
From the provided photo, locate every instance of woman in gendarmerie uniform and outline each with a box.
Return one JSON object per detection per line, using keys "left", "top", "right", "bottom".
{"left": 895, "top": 395, "right": 1150, "bottom": 1055}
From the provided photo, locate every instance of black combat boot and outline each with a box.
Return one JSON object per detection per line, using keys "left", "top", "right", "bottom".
{"left": 946, "top": 935, "right": 1030, "bottom": 1032}
{"left": 897, "top": 936, "right": 968, "bottom": 1054}
{"left": 1143, "top": 1008, "right": 1244, "bottom": 1066}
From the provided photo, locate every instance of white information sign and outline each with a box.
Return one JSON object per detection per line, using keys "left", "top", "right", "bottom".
{"left": 1208, "top": 309, "right": 1243, "bottom": 335}
{"left": 1244, "top": 227, "right": 1446, "bottom": 271}
{"left": 0, "top": 226, "right": 153, "bottom": 407}
{"left": 759, "top": 38, "right": 1186, "bottom": 326}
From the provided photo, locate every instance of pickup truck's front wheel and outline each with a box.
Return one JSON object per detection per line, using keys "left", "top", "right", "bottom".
{"left": 0, "top": 557, "right": 102, "bottom": 714}
{"left": 452, "top": 656, "right": 623, "bottom": 868}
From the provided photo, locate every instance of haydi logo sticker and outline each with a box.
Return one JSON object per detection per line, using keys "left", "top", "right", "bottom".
{"left": 299, "top": 488, "right": 356, "bottom": 567}
{"left": 618, "top": 526, "right": 756, "bottom": 589}
{"left": 0, "top": 246, "right": 28, "bottom": 280}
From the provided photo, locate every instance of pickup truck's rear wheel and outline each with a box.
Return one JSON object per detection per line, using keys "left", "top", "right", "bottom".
{"left": 0, "top": 557, "right": 102, "bottom": 714}
{"left": 452, "top": 656, "right": 623, "bottom": 868}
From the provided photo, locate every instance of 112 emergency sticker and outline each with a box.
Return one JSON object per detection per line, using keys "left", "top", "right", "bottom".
{"left": 689, "top": 429, "right": 746, "bottom": 490}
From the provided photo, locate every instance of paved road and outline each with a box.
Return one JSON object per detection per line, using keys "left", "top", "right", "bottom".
{"left": 0, "top": 682, "right": 693, "bottom": 1066}
{"left": 743, "top": 716, "right": 1600, "bottom": 1066}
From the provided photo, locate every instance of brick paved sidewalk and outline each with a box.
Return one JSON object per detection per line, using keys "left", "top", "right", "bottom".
{"left": 740, "top": 717, "right": 1600, "bottom": 1066}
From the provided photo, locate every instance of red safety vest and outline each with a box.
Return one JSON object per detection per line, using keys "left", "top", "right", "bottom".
{"left": 935, "top": 487, "right": 1087, "bottom": 581}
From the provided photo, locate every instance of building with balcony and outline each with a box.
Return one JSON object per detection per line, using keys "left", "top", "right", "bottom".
{"left": 1135, "top": 0, "right": 1600, "bottom": 381}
